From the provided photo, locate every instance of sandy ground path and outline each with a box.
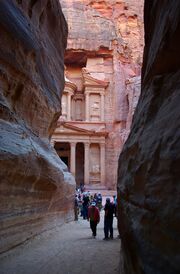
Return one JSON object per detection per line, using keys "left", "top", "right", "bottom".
{"left": 0, "top": 211, "right": 121, "bottom": 274}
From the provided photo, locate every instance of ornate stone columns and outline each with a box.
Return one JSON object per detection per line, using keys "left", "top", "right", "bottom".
{"left": 70, "top": 142, "right": 76, "bottom": 177}
{"left": 100, "top": 143, "right": 105, "bottom": 185}
{"left": 62, "top": 77, "right": 76, "bottom": 121}
{"left": 85, "top": 93, "right": 90, "bottom": 121}
{"left": 84, "top": 142, "right": 90, "bottom": 184}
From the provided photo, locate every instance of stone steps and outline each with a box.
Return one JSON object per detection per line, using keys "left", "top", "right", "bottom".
{"left": 84, "top": 184, "right": 117, "bottom": 198}
{"left": 84, "top": 184, "right": 107, "bottom": 191}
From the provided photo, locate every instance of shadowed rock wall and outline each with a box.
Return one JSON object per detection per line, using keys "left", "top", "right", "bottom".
{"left": 118, "top": 1, "right": 180, "bottom": 273}
{"left": 0, "top": 0, "right": 75, "bottom": 254}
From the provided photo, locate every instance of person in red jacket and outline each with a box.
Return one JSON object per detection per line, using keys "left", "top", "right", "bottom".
{"left": 88, "top": 201, "right": 100, "bottom": 238}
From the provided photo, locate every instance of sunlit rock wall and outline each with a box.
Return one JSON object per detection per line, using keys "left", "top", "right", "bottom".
{"left": 0, "top": 0, "right": 75, "bottom": 254}
{"left": 61, "top": 0, "right": 144, "bottom": 189}
{"left": 118, "top": 1, "right": 180, "bottom": 273}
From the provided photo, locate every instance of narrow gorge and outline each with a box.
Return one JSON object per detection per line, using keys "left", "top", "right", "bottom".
{"left": 0, "top": 1, "right": 179, "bottom": 274}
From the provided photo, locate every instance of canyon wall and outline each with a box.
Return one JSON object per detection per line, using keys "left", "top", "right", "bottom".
{"left": 118, "top": 1, "right": 180, "bottom": 273}
{"left": 61, "top": 0, "right": 144, "bottom": 189}
{"left": 0, "top": 0, "right": 75, "bottom": 254}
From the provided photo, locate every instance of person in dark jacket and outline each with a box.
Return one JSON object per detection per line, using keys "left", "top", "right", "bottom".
{"left": 82, "top": 193, "right": 89, "bottom": 219}
{"left": 74, "top": 195, "right": 79, "bottom": 221}
{"left": 103, "top": 197, "right": 115, "bottom": 240}
{"left": 88, "top": 202, "right": 100, "bottom": 238}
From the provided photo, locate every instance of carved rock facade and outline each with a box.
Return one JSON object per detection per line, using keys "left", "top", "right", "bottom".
{"left": 118, "top": 1, "right": 180, "bottom": 273}
{"left": 53, "top": 0, "right": 144, "bottom": 189}
{"left": 0, "top": 0, "right": 75, "bottom": 254}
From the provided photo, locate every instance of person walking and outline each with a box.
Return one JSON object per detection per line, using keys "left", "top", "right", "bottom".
{"left": 74, "top": 195, "right": 79, "bottom": 221}
{"left": 82, "top": 193, "right": 90, "bottom": 219}
{"left": 88, "top": 201, "right": 100, "bottom": 238}
{"left": 103, "top": 197, "right": 115, "bottom": 240}
{"left": 113, "top": 195, "right": 117, "bottom": 217}
{"left": 96, "top": 192, "right": 102, "bottom": 211}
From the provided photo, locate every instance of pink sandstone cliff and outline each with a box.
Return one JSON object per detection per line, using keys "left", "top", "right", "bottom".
{"left": 118, "top": 1, "right": 180, "bottom": 273}
{"left": 0, "top": 0, "right": 75, "bottom": 254}
{"left": 61, "top": 0, "right": 144, "bottom": 189}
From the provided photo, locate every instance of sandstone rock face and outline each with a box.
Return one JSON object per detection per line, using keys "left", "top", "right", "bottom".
{"left": 118, "top": 1, "right": 180, "bottom": 273}
{"left": 61, "top": 0, "right": 144, "bottom": 189}
{"left": 0, "top": 0, "right": 75, "bottom": 254}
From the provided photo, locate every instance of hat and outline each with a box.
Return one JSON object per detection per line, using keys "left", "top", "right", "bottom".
{"left": 91, "top": 202, "right": 96, "bottom": 206}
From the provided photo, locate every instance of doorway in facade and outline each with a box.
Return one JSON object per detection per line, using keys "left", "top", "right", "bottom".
{"left": 76, "top": 143, "right": 84, "bottom": 188}
{"left": 54, "top": 142, "right": 70, "bottom": 170}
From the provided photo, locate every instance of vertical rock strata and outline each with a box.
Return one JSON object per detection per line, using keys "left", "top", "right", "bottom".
{"left": 61, "top": 0, "right": 144, "bottom": 189}
{"left": 0, "top": 0, "right": 75, "bottom": 253}
{"left": 118, "top": 1, "right": 180, "bottom": 273}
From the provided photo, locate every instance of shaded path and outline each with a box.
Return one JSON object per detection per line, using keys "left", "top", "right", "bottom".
{"left": 0, "top": 211, "right": 121, "bottom": 274}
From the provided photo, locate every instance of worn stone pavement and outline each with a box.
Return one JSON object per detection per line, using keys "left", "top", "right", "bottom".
{"left": 0, "top": 206, "right": 121, "bottom": 274}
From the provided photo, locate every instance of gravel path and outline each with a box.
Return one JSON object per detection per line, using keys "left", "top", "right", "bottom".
{"left": 0, "top": 211, "right": 121, "bottom": 274}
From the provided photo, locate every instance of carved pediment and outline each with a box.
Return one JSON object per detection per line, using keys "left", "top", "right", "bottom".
{"left": 55, "top": 122, "right": 94, "bottom": 135}
{"left": 64, "top": 76, "right": 77, "bottom": 94}
{"left": 82, "top": 68, "right": 109, "bottom": 88}
{"left": 54, "top": 122, "right": 108, "bottom": 136}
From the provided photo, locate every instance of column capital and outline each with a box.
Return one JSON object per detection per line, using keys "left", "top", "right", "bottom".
{"left": 67, "top": 92, "right": 73, "bottom": 96}
{"left": 84, "top": 142, "right": 90, "bottom": 149}
{"left": 85, "top": 91, "right": 90, "bottom": 95}
{"left": 100, "top": 143, "right": 105, "bottom": 148}
{"left": 70, "top": 142, "right": 76, "bottom": 147}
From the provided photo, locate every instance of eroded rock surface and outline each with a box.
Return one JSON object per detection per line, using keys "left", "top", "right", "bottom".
{"left": 0, "top": 0, "right": 75, "bottom": 254}
{"left": 118, "top": 1, "right": 180, "bottom": 273}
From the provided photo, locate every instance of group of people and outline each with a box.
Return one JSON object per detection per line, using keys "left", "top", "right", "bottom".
{"left": 75, "top": 191, "right": 103, "bottom": 220}
{"left": 74, "top": 189, "right": 117, "bottom": 240}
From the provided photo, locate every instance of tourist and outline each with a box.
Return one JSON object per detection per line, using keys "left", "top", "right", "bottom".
{"left": 97, "top": 192, "right": 102, "bottom": 211}
{"left": 88, "top": 201, "right": 100, "bottom": 238}
{"left": 78, "top": 193, "right": 83, "bottom": 216}
{"left": 103, "top": 197, "right": 115, "bottom": 240}
{"left": 82, "top": 193, "right": 89, "bottom": 219}
{"left": 80, "top": 182, "right": 85, "bottom": 193}
{"left": 113, "top": 195, "right": 117, "bottom": 217}
{"left": 94, "top": 193, "right": 97, "bottom": 202}
{"left": 90, "top": 194, "right": 94, "bottom": 204}
{"left": 74, "top": 194, "right": 79, "bottom": 221}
